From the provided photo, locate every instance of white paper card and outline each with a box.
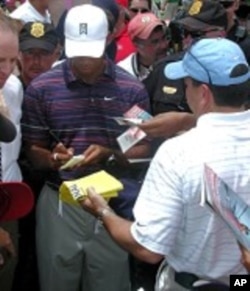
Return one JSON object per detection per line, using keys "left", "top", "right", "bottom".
{"left": 60, "top": 155, "right": 85, "bottom": 170}
{"left": 117, "top": 127, "right": 146, "bottom": 153}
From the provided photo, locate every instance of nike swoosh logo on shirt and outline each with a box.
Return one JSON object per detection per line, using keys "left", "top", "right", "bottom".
{"left": 104, "top": 96, "right": 117, "bottom": 101}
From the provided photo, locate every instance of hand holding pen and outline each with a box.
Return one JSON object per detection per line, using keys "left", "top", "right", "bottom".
{"left": 49, "top": 131, "right": 74, "bottom": 168}
{"left": 52, "top": 143, "right": 74, "bottom": 164}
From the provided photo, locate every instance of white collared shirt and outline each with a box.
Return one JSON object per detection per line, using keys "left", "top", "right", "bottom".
{"left": 131, "top": 111, "right": 250, "bottom": 280}
{"left": 118, "top": 53, "right": 152, "bottom": 81}
{"left": 1, "top": 75, "right": 23, "bottom": 182}
{"left": 10, "top": 0, "right": 51, "bottom": 23}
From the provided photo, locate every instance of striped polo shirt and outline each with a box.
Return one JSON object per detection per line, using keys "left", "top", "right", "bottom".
{"left": 131, "top": 111, "right": 250, "bottom": 280}
{"left": 21, "top": 59, "right": 150, "bottom": 184}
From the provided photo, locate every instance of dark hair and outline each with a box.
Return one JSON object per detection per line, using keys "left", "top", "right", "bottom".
{"left": 129, "top": 0, "right": 152, "bottom": 9}
{"left": 191, "top": 77, "right": 250, "bottom": 108}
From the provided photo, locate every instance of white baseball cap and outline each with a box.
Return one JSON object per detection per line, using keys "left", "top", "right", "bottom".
{"left": 64, "top": 4, "right": 108, "bottom": 58}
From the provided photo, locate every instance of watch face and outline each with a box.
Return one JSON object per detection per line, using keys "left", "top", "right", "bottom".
{"left": 99, "top": 207, "right": 114, "bottom": 219}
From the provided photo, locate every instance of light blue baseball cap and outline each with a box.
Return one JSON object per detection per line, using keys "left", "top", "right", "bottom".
{"left": 164, "top": 38, "right": 250, "bottom": 86}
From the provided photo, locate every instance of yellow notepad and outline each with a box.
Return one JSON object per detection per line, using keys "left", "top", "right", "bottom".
{"left": 59, "top": 170, "right": 123, "bottom": 206}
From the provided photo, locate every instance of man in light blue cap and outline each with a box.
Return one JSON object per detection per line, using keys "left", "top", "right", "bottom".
{"left": 81, "top": 38, "right": 250, "bottom": 290}
{"left": 165, "top": 37, "right": 250, "bottom": 116}
{"left": 165, "top": 37, "right": 249, "bottom": 87}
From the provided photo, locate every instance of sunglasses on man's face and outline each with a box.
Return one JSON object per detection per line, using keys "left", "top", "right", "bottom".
{"left": 182, "top": 29, "right": 204, "bottom": 39}
{"left": 182, "top": 27, "right": 224, "bottom": 40}
{"left": 129, "top": 8, "right": 149, "bottom": 13}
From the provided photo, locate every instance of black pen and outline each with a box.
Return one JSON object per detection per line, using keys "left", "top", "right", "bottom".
{"left": 49, "top": 130, "right": 63, "bottom": 145}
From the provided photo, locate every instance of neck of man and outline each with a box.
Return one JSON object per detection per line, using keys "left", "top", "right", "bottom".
{"left": 71, "top": 60, "right": 106, "bottom": 85}
{"left": 30, "top": 1, "right": 48, "bottom": 16}
{"left": 212, "top": 105, "right": 246, "bottom": 113}
{"left": 138, "top": 54, "right": 153, "bottom": 68}
{"left": 20, "top": 73, "right": 32, "bottom": 89}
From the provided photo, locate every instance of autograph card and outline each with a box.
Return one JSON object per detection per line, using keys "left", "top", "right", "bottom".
{"left": 60, "top": 155, "right": 85, "bottom": 170}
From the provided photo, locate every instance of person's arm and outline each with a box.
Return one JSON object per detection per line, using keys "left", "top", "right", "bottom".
{"left": 139, "top": 112, "right": 196, "bottom": 138}
{"left": 81, "top": 141, "right": 150, "bottom": 167}
{"left": 0, "top": 227, "right": 15, "bottom": 266}
{"left": 239, "top": 244, "right": 250, "bottom": 272}
{"left": 81, "top": 188, "right": 163, "bottom": 264}
{"left": 24, "top": 142, "right": 74, "bottom": 170}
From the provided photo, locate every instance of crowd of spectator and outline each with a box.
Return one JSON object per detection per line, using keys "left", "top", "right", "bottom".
{"left": 0, "top": 1, "right": 250, "bottom": 291}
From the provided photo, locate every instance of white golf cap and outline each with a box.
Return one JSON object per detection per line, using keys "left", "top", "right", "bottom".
{"left": 64, "top": 4, "right": 109, "bottom": 58}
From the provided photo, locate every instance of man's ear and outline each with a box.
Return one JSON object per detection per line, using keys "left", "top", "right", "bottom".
{"left": 200, "top": 84, "right": 213, "bottom": 113}
{"left": 133, "top": 39, "right": 144, "bottom": 50}
{"left": 106, "top": 32, "right": 114, "bottom": 45}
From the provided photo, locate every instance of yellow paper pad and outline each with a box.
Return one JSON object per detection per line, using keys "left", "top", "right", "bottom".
{"left": 59, "top": 170, "right": 123, "bottom": 206}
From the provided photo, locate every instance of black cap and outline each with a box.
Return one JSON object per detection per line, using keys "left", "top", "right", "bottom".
{"left": 0, "top": 113, "right": 16, "bottom": 143}
{"left": 19, "top": 22, "right": 59, "bottom": 52}
{"left": 177, "top": 0, "right": 228, "bottom": 31}
{"left": 92, "top": 0, "right": 119, "bottom": 31}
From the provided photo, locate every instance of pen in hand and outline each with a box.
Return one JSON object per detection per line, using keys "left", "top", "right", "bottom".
{"left": 49, "top": 130, "right": 63, "bottom": 145}
{"left": 49, "top": 130, "right": 74, "bottom": 163}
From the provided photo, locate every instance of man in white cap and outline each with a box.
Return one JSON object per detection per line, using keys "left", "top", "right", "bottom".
{"left": 22, "top": 3, "right": 150, "bottom": 291}
{"left": 81, "top": 37, "right": 250, "bottom": 290}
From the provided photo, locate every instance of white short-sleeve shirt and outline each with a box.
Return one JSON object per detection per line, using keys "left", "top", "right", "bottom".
{"left": 1, "top": 75, "right": 23, "bottom": 182}
{"left": 131, "top": 111, "right": 250, "bottom": 279}
{"left": 10, "top": 1, "right": 51, "bottom": 24}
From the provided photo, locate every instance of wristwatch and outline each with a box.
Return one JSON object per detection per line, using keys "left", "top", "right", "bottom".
{"left": 97, "top": 207, "right": 114, "bottom": 220}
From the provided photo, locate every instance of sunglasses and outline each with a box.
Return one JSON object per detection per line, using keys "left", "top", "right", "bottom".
{"left": 186, "top": 40, "right": 213, "bottom": 84}
{"left": 129, "top": 8, "right": 150, "bottom": 13}
{"left": 182, "top": 27, "right": 224, "bottom": 40}
{"left": 182, "top": 29, "right": 204, "bottom": 39}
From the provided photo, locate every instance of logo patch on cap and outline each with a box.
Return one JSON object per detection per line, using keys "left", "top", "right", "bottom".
{"left": 188, "top": 0, "right": 203, "bottom": 16}
{"left": 30, "top": 23, "right": 45, "bottom": 38}
{"left": 79, "top": 23, "right": 88, "bottom": 35}
{"left": 141, "top": 15, "right": 152, "bottom": 23}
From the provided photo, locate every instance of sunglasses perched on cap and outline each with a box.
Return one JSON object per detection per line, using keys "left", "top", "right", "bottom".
{"left": 129, "top": 7, "right": 150, "bottom": 13}
{"left": 186, "top": 40, "right": 213, "bottom": 85}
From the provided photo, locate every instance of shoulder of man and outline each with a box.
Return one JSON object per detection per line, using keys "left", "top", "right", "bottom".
{"left": 116, "top": 53, "right": 135, "bottom": 74}
{"left": 115, "top": 60, "right": 145, "bottom": 87}
{"left": 2, "top": 74, "right": 24, "bottom": 110}
{"left": 10, "top": 1, "right": 26, "bottom": 17}
{"left": 143, "top": 52, "right": 188, "bottom": 115}
{"left": 3, "top": 74, "right": 23, "bottom": 95}
{"left": 238, "top": 34, "right": 250, "bottom": 64}
{"left": 152, "top": 51, "right": 185, "bottom": 72}
{"left": 227, "top": 20, "right": 248, "bottom": 43}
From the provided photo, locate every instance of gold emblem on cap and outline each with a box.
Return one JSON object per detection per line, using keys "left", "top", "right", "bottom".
{"left": 188, "top": 0, "right": 203, "bottom": 16}
{"left": 162, "top": 86, "right": 177, "bottom": 94}
{"left": 30, "top": 23, "right": 45, "bottom": 38}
